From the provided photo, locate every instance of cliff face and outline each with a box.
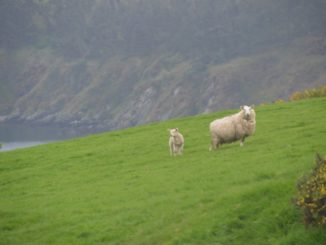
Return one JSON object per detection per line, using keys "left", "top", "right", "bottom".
{"left": 1, "top": 0, "right": 326, "bottom": 130}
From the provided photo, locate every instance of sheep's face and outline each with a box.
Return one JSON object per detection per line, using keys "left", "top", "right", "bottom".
{"left": 169, "top": 128, "right": 179, "bottom": 137}
{"left": 241, "top": 105, "right": 254, "bottom": 120}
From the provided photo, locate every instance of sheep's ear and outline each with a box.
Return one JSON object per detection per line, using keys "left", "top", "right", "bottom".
{"left": 175, "top": 128, "right": 179, "bottom": 131}
{"left": 240, "top": 106, "right": 244, "bottom": 110}
{"left": 250, "top": 104, "right": 255, "bottom": 109}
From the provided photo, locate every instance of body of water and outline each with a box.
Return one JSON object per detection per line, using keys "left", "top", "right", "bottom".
{"left": 0, "top": 123, "right": 87, "bottom": 152}
{"left": 0, "top": 141, "right": 50, "bottom": 152}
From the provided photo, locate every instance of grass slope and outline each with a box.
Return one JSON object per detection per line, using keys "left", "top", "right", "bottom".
{"left": 1, "top": 98, "right": 326, "bottom": 244}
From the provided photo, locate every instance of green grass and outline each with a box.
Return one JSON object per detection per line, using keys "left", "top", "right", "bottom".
{"left": 1, "top": 98, "right": 326, "bottom": 244}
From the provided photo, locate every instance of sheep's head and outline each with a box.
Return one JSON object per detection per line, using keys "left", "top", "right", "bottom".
{"left": 168, "top": 128, "right": 179, "bottom": 137}
{"left": 240, "top": 105, "right": 255, "bottom": 120}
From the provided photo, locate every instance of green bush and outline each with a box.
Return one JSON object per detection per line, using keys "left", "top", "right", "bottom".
{"left": 295, "top": 154, "right": 326, "bottom": 227}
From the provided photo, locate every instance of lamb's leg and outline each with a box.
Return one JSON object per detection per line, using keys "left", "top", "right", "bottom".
{"left": 173, "top": 145, "right": 177, "bottom": 156}
{"left": 180, "top": 144, "right": 184, "bottom": 155}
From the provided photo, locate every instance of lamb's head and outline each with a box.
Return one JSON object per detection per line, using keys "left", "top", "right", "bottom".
{"left": 169, "top": 128, "right": 179, "bottom": 137}
{"left": 240, "top": 105, "right": 255, "bottom": 121}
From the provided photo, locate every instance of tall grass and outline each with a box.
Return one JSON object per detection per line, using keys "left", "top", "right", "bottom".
{"left": 0, "top": 98, "right": 326, "bottom": 244}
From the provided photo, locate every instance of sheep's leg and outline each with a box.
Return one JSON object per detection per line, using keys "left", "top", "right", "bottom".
{"left": 240, "top": 137, "right": 246, "bottom": 147}
{"left": 210, "top": 137, "right": 219, "bottom": 151}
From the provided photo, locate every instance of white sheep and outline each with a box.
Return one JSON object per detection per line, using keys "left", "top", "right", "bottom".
{"left": 168, "top": 128, "right": 184, "bottom": 156}
{"left": 209, "top": 105, "right": 256, "bottom": 151}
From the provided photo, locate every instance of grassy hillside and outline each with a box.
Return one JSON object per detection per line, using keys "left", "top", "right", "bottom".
{"left": 1, "top": 98, "right": 326, "bottom": 244}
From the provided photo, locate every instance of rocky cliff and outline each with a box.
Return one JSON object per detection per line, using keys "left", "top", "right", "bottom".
{"left": 1, "top": 0, "right": 326, "bottom": 131}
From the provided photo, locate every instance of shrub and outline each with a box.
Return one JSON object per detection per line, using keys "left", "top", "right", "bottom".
{"left": 290, "top": 85, "right": 326, "bottom": 101}
{"left": 289, "top": 91, "right": 305, "bottom": 101}
{"left": 295, "top": 154, "right": 326, "bottom": 228}
{"left": 274, "top": 99, "right": 285, "bottom": 104}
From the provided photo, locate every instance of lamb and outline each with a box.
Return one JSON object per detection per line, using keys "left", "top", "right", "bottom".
{"left": 209, "top": 105, "right": 256, "bottom": 151}
{"left": 168, "top": 128, "right": 184, "bottom": 156}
